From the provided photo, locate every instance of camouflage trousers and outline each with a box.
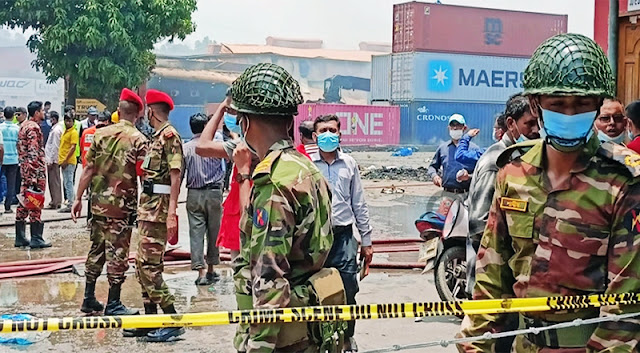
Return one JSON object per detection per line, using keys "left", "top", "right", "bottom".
{"left": 85, "top": 216, "right": 132, "bottom": 286}
{"left": 135, "top": 221, "right": 174, "bottom": 308}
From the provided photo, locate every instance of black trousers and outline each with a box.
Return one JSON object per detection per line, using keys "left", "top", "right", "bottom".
{"left": 3, "top": 164, "right": 18, "bottom": 211}
{"left": 325, "top": 225, "right": 359, "bottom": 338}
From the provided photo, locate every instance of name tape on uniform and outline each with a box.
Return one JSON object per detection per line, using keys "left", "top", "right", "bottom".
{"left": 1, "top": 293, "right": 639, "bottom": 333}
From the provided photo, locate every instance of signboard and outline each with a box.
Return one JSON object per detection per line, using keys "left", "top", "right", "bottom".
{"left": 296, "top": 104, "right": 400, "bottom": 146}
{"left": 391, "top": 52, "right": 529, "bottom": 103}
{"left": 630, "top": 0, "right": 640, "bottom": 12}
{"left": 76, "top": 99, "right": 106, "bottom": 115}
{"left": 0, "top": 77, "right": 64, "bottom": 97}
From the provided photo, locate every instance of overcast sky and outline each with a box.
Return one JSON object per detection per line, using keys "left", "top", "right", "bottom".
{"left": 1, "top": 0, "right": 594, "bottom": 50}
{"left": 179, "top": 0, "right": 594, "bottom": 49}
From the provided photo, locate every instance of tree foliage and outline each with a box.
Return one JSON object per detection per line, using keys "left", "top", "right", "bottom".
{"left": 0, "top": 0, "right": 197, "bottom": 105}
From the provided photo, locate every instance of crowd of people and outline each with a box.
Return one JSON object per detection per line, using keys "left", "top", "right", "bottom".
{"left": 6, "top": 31, "right": 640, "bottom": 352}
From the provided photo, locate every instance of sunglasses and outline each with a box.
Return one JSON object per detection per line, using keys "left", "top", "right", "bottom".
{"left": 597, "top": 114, "right": 625, "bottom": 124}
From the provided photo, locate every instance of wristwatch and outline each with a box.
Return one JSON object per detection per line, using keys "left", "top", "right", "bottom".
{"left": 235, "top": 173, "right": 251, "bottom": 183}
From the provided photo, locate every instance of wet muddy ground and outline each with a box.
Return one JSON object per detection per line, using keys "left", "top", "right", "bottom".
{"left": 0, "top": 155, "right": 460, "bottom": 352}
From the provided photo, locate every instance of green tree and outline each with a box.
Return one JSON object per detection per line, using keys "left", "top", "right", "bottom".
{"left": 0, "top": 0, "right": 197, "bottom": 106}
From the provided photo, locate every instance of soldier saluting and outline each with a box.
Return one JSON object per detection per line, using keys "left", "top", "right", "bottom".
{"left": 231, "top": 63, "right": 339, "bottom": 353}
{"left": 458, "top": 33, "right": 640, "bottom": 352}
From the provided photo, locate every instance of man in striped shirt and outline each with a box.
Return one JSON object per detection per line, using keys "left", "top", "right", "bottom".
{"left": 183, "top": 113, "right": 225, "bottom": 286}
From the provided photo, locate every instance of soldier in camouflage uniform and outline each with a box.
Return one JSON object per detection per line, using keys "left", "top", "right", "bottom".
{"left": 125, "top": 89, "right": 185, "bottom": 342}
{"left": 72, "top": 88, "right": 147, "bottom": 315}
{"left": 231, "top": 63, "right": 336, "bottom": 353}
{"left": 458, "top": 33, "right": 640, "bottom": 352}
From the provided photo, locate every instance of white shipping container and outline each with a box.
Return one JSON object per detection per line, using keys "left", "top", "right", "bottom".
{"left": 370, "top": 54, "right": 392, "bottom": 102}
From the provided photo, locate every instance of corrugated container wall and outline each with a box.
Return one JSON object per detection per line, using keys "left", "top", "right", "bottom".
{"left": 169, "top": 105, "right": 206, "bottom": 141}
{"left": 397, "top": 100, "right": 504, "bottom": 147}
{"left": 391, "top": 52, "right": 529, "bottom": 103}
{"left": 393, "top": 2, "right": 567, "bottom": 57}
{"left": 370, "top": 54, "right": 392, "bottom": 102}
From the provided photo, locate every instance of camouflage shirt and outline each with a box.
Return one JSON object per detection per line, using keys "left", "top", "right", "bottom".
{"left": 459, "top": 137, "right": 640, "bottom": 352}
{"left": 85, "top": 120, "right": 148, "bottom": 219}
{"left": 137, "top": 121, "right": 183, "bottom": 223}
{"left": 233, "top": 139, "right": 334, "bottom": 353}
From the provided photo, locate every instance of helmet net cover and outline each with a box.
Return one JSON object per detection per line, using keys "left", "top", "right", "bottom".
{"left": 523, "top": 33, "right": 615, "bottom": 98}
{"left": 231, "top": 63, "right": 303, "bottom": 116}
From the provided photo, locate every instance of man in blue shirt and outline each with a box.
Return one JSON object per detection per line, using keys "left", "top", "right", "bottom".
{"left": 0, "top": 106, "right": 20, "bottom": 214}
{"left": 427, "top": 114, "right": 479, "bottom": 200}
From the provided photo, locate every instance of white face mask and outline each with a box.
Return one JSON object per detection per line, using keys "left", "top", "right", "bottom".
{"left": 449, "top": 129, "right": 464, "bottom": 141}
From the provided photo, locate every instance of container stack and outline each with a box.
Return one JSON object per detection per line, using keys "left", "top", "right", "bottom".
{"left": 371, "top": 1, "right": 567, "bottom": 147}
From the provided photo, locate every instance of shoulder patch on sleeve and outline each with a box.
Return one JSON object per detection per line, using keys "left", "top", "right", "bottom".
{"left": 496, "top": 140, "right": 539, "bottom": 168}
{"left": 163, "top": 129, "right": 174, "bottom": 139}
{"left": 597, "top": 141, "right": 640, "bottom": 177}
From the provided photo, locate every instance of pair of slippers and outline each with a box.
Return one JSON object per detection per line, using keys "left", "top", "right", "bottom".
{"left": 195, "top": 272, "right": 220, "bottom": 286}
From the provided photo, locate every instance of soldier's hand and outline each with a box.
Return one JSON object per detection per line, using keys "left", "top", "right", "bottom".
{"left": 360, "top": 246, "right": 374, "bottom": 280}
{"left": 233, "top": 142, "right": 253, "bottom": 174}
{"left": 71, "top": 199, "right": 82, "bottom": 223}
{"left": 166, "top": 213, "right": 178, "bottom": 242}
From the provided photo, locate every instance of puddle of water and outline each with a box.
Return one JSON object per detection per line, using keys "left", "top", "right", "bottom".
{"left": 369, "top": 194, "right": 442, "bottom": 238}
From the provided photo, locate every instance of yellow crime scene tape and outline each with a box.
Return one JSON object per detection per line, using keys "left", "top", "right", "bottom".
{"left": 1, "top": 293, "right": 639, "bottom": 333}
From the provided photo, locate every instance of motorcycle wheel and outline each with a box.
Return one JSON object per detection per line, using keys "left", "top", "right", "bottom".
{"left": 434, "top": 245, "right": 467, "bottom": 303}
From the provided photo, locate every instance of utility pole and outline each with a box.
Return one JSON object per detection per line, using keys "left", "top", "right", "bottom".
{"left": 608, "top": 0, "right": 618, "bottom": 88}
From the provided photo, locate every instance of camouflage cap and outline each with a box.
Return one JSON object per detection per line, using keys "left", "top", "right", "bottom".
{"left": 523, "top": 33, "right": 615, "bottom": 98}
{"left": 231, "top": 63, "right": 303, "bottom": 116}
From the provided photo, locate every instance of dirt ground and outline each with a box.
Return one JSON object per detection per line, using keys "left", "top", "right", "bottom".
{"left": 0, "top": 153, "right": 460, "bottom": 353}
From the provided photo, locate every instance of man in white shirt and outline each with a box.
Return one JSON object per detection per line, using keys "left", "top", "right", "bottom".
{"left": 44, "top": 111, "right": 63, "bottom": 209}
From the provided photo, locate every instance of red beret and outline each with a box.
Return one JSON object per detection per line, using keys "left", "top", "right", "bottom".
{"left": 145, "top": 89, "right": 174, "bottom": 111}
{"left": 120, "top": 88, "right": 143, "bottom": 111}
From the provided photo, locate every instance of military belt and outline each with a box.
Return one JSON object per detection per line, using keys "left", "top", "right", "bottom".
{"left": 142, "top": 180, "right": 171, "bottom": 195}
{"left": 519, "top": 314, "right": 597, "bottom": 348}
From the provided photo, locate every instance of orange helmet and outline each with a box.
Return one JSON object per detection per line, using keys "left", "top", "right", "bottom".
{"left": 18, "top": 188, "right": 45, "bottom": 210}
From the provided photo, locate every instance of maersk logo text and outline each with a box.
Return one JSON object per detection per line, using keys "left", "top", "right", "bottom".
{"left": 458, "top": 69, "right": 523, "bottom": 88}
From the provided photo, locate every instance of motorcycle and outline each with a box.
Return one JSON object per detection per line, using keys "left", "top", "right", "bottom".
{"left": 415, "top": 197, "right": 470, "bottom": 302}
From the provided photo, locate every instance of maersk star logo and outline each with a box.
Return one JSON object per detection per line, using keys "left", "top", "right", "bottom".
{"left": 432, "top": 66, "right": 448, "bottom": 85}
{"left": 428, "top": 60, "right": 453, "bottom": 92}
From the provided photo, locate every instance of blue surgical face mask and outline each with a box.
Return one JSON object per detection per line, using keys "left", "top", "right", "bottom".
{"left": 317, "top": 132, "right": 340, "bottom": 152}
{"left": 224, "top": 112, "right": 241, "bottom": 135}
{"left": 597, "top": 129, "right": 626, "bottom": 144}
{"left": 492, "top": 129, "right": 500, "bottom": 143}
{"left": 516, "top": 134, "right": 529, "bottom": 144}
{"left": 540, "top": 108, "right": 597, "bottom": 151}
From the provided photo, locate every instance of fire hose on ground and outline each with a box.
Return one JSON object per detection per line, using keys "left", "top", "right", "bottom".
{"left": 0, "top": 239, "right": 427, "bottom": 279}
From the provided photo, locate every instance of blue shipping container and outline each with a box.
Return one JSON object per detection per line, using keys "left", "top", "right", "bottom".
{"left": 169, "top": 105, "right": 205, "bottom": 141}
{"left": 397, "top": 101, "right": 504, "bottom": 147}
{"left": 391, "top": 52, "right": 529, "bottom": 103}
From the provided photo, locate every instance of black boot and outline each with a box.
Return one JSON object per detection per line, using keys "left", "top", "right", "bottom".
{"left": 122, "top": 303, "right": 158, "bottom": 337}
{"left": 14, "top": 221, "right": 28, "bottom": 247}
{"left": 80, "top": 281, "right": 104, "bottom": 313}
{"left": 146, "top": 304, "right": 185, "bottom": 342}
{"left": 29, "top": 222, "right": 51, "bottom": 249}
{"left": 104, "top": 284, "right": 139, "bottom": 316}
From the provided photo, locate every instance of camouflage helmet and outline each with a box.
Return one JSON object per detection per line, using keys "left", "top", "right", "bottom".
{"left": 523, "top": 33, "right": 615, "bottom": 98}
{"left": 231, "top": 63, "right": 303, "bottom": 116}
